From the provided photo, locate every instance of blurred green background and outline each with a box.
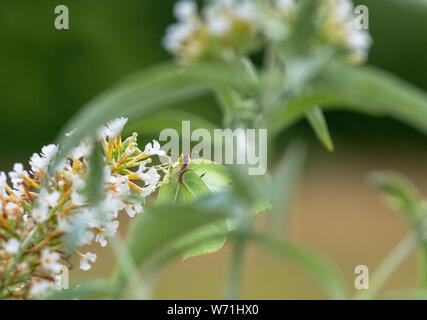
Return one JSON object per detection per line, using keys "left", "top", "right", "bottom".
{"left": 1, "top": 0, "right": 427, "bottom": 298}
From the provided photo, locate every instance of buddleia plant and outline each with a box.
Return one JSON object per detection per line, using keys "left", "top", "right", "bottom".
{"left": 3, "top": 0, "right": 427, "bottom": 300}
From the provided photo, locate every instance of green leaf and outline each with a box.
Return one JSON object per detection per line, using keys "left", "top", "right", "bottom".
{"left": 84, "top": 143, "right": 105, "bottom": 205}
{"left": 268, "top": 141, "right": 307, "bottom": 233}
{"left": 112, "top": 205, "right": 228, "bottom": 297}
{"left": 305, "top": 106, "right": 334, "bottom": 151}
{"left": 270, "top": 63, "right": 427, "bottom": 136}
{"left": 174, "top": 219, "right": 228, "bottom": 261}
{"left": 369, "top": 171, "right": 427, "bottom": 288}
{"left": 368, "top": 171, "right": 422, "bottom": 225}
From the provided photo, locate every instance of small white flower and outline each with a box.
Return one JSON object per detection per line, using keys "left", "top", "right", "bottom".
{"left": 138, "top": 167, "right": 161, "bottom": 187}
{"left": 12, "top": 185, "right": 25, "bottom": 198}
{"left": 125, "top": 202, "right": 143, "bottom": 218}
{"left": 54, "top": 158, "right": 71, "bottom": 173}
{"left": 106, "top": 174, "right": 130, "bottom": 196}
{"left": 80, "top": 209, "right": 101, "bottom": 228}
{"left": 347, "top": 28, "right": 372, "bottom": 59}
{"left": 32, "top": 205, "right": 49, "bottom": 224}
{"left": 29, "top": 145, "right": 58, "bottom": 173}
{"left": 100, "top": 193, "right": 125, "bottom": 219}
{"left": 79, "top": 230, "right": 95, "bottom": 246}
{"left": 65, "top": 213, "right": 95, "bottom": 246}
{"left": 29, "top": 153, "right": 49, "bottom": 173}
{"left": 143, "top": 140, "right": 166, "bottom": 157}
{"left": 4, "top": 238, "right": 20, "bottom": 254}
{"left": 5, "top": 202, "right": 23, "bottom": 217}
{"left": 136, "top": 167, "right": 161, "bottom": 197}
{"left": 102, "top": 117, "right": 128, "bottom": 139}
{"left": 334, "top": 0, "right": 353, "bottom": 23}
{"left": 174, "top": 0, "right": 197, "bottom": 21}
{"left": 162, "top": 22, "right": 196, "bottom": 52}
{"left": 29, "top": 281, "right": 53, "bottom": 297}
{"left": 207, "top": 14, "right": 231, "bottom": 36}
{"left": 79, "top": 252, "right": 97, "bottom": 271}
{"left": 71, "top": 191, "right": 87, "bottom": 206}
{"left": 95, "top": 220, "right": 119, "bottom": 247}
{"left": 71, "top": 142, "right": 92, "bottom": 159}
{"left": 8, "top": 163, "right": 29, "bottom": 186}
{"left": 41, "top": 249, "right": 62, "bottom": 272}
{"left": 41, "top": 144, "right": 58, "bottom": 161}
{"left": 39, "top": 189, "right": 61, "bottom": 208}
{"left": 57, "top": 216, "right": 70, "bottom": 231}
{"left": 72, "top": 174, "right": 86, "bottom": 191}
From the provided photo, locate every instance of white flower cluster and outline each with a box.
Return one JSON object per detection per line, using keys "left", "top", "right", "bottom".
{"left": 322, "top": 0, "right": 371, "bottom": 62}
{"left": 163, "top": 0, "right": 267, "bottom": 61}
{"left": 163, "top": 0, "right": 371, "bottom": 63}
{"left": 0, "top": 118, "right": 169, "bottom": 299}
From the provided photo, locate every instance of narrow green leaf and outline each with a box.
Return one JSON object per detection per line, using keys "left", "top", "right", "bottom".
{"left": 268, "top": 141, "right": 307, "bottom": 234}
{"left": 270, "top": 63, "right": 427, "bottom": 137}
{"left": 368, "top": 171, "right": 422, "bottom": 225}
{"left": 369, "top": 171, "right": 427, "bottom": 289}
{"left": 305, "top": 106, "right": 334, "bottom": 151}
{"left": 84, "top": 143, "right": 105, "bottom": 205}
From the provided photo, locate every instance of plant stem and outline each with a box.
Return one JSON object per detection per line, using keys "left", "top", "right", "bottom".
{"left": 354, "top": 232, "right": 419, "bottom": 300}
{"left": 110, "top": 235, "right": 148, "bottom": 300}
{"left": 264, "top": 42, "right": 279, "bottom": 73}
{"left": 225, "top": 233, "right": 246, "bottom": 300}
